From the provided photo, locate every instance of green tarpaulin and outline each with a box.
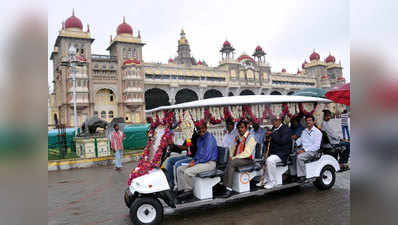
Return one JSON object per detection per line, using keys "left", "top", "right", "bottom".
{"left": 122, "top": 124, "right": 150, "bottom": 150}
{"left": 48, "top": 128, "right": 76, "bottom": 149}
{"left": 48, "top": 124, "right": 150, "bottom": 150}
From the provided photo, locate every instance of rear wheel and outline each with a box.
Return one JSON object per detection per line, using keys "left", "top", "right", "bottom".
{"left": 130, "top": 197, "right": 163, "bottom": 225}
{"left": 314, "top": 165, "right": 336, "bottom": 190}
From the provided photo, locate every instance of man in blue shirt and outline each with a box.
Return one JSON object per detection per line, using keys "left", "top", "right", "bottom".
{"left": 290, "top": 116, "right": 305, "bottom": 138}
{"left": 176, "top": 122, "right": 218, "bottom": 192}
{"left": 250, "top": 122, "right": 266, "bottom": 144}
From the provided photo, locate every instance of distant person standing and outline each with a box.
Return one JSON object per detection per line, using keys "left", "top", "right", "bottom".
{"left": 341, "top": 110, "right": 350, "bottom": 140}
{"left": 110, "top": 124, "right": 126, "bottom": 170}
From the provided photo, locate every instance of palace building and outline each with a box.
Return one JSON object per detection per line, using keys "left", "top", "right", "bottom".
{"left": 49, "top": 11, "right": 346, "bottom": 127}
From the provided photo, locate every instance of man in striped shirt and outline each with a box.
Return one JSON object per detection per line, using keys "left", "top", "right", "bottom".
{"left": 341, "top": 110, "right": 350, "bottom": 140}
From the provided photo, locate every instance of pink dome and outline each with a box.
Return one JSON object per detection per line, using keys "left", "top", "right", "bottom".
{"left": 309, "top": 50, "right": 320, "bottom": 61}
{"left": 255, "top": 45, "right": 263, "bottom": 52}
{"left": 223, "top": 40, "right": 231, "bottom": 47}
{"left": 282, "top": 68, "right": 286, "bottom": 73}
{"left": 325, "top": 54, "right": 336, "bottom": 63}
{"left": 237, "top": 53, "right": 255, "bottom": 62}
{"left": 168, "top": 58, "right": 174, "bottom": 63}
{"left": 117, "top": 17, "right": 133, "bottom": 35}
{"left": 65, "top": 11, "right": 83, "bottom": 30}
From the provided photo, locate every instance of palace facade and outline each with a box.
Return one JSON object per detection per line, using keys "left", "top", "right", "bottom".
{"left": 49, "top": 12, "right": 346, "bottom": 127}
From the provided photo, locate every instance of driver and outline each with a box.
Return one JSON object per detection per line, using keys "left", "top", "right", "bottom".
{"left": 164, "top": 130, "right": 199, "bottom": 190}
{"left": 176, "top": 122, "right": 218, "bottom": 195}
{"left": 222, "top": 120, "right": 256, "bottom": 198}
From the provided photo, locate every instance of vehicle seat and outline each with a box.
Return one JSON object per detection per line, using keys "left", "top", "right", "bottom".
{"left": 235, "top": 143, "right": 263, "bottom": 172}
{"left": 304, "top": 152, "right": 322, "bottom": 163}
{"left": 196, "top": 146, "right": 229, "bottom": 178}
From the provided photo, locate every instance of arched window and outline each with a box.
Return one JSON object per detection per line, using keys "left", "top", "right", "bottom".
{"left": 109, "top": 90, "right": 114, "bottom": 102}
{"left": 109, "top": 110, "right": 114, "bottom": 118}
{"left": 94, "top": 111, "right": 98, "bottom": 117}
{"left": 101, "top": 111, "right": 106, "bottom": 119}
{"left": 128, "top": 48, "right": 132, "bottom": 58}
{"left": 133, "top": 48, "right": 137, "bottom": 58}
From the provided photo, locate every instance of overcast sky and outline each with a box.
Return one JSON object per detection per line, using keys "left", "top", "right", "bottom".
{"left": 48, "top": 0, "right": 350, "bottom": 89}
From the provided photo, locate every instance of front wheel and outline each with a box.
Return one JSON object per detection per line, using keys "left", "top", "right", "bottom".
{"left": 313, "top": 165, "right": 336, "bottom": 190}
{"left": 130, "top": 197, "right": 163, "bottom": 225}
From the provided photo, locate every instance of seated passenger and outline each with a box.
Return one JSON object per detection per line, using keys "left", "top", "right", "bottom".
{"left": 321, "top": 110, "right": 350, "bottom": 171}
{"left": 164, "top": 130, "right": 199, "bottom": 190}
{"left": 257, "top": 118, "right": 292, "bottom": 189}
{"left": 222, "top": 120, "right": 256, "bottom": 198}
{"left": 290, "top": 116, "right": 305, "bottom": 138}
{"left": 291, "top": 115, "right": 322, "bottom": 183}
{"left": 221, "top": 118, "right": 238, "bottom": 151}
{"left": 250, "top": 121, "right": 266, "bottom": 144}
{"left": 176, "top": 122, "right": 218, "bottom": 194}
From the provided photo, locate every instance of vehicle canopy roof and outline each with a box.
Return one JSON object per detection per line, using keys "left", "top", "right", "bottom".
{"left": 146, "top": 95, "right": 331, "bottom": 113}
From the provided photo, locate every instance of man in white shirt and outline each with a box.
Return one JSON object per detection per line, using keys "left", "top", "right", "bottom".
{"left": 291, "top": 115, "right": 322, "bottom": 182}
{"left": 221, "top": 118, "right": 238, "bottom": 151}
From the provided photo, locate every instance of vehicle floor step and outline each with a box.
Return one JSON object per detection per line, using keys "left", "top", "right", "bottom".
{"left": 165, "top": 178, "right": 316, "bottom": 215}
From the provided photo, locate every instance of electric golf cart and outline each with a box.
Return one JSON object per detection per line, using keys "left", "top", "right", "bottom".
{"left": 124, "top": 95, "right": 340, "bottom": 225}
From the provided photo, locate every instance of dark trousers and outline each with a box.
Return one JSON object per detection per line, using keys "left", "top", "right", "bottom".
{"left": 333, "top": 141, "right": 350, "bottom": 164}
{"left": 223, "top": 158, "right": 253, "bottom": 189}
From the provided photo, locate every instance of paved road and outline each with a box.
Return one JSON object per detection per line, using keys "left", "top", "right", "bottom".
{"left": 48, "top": 161, "right": 350, "bottom": 225}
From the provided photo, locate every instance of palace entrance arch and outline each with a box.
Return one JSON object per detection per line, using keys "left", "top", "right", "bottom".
{"left": 94, "top": 88, "right": 117, "bottom": 122}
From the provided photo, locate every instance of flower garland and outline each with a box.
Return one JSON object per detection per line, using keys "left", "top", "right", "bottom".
{"left": 150, "top": 127, "right": 171, "bottom": 168}
{"left": 282, "top": 104, "right": 292, "bottom": 118}
{"left": 127, "top": 111, "right": 174, "bottom": 185}
{"left": 298, "top": 103, "right": 318, "bottom": 116}
{"left": 127, "top": 128, "right": 155, "bottom": 185}
{"left": 264, "top": 104, "right": 276, "bottom": 119}
{"left": 224, "top": 106, "right": 232, "bottom": 120}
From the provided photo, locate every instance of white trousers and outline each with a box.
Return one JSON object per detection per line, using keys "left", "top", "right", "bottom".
{"left": 264, "top": 155, "right": 282, "bottom": 185}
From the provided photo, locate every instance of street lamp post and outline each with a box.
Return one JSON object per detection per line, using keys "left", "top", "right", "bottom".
{"left": 68, "top": 46, "right": 79, "bottom": 136}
